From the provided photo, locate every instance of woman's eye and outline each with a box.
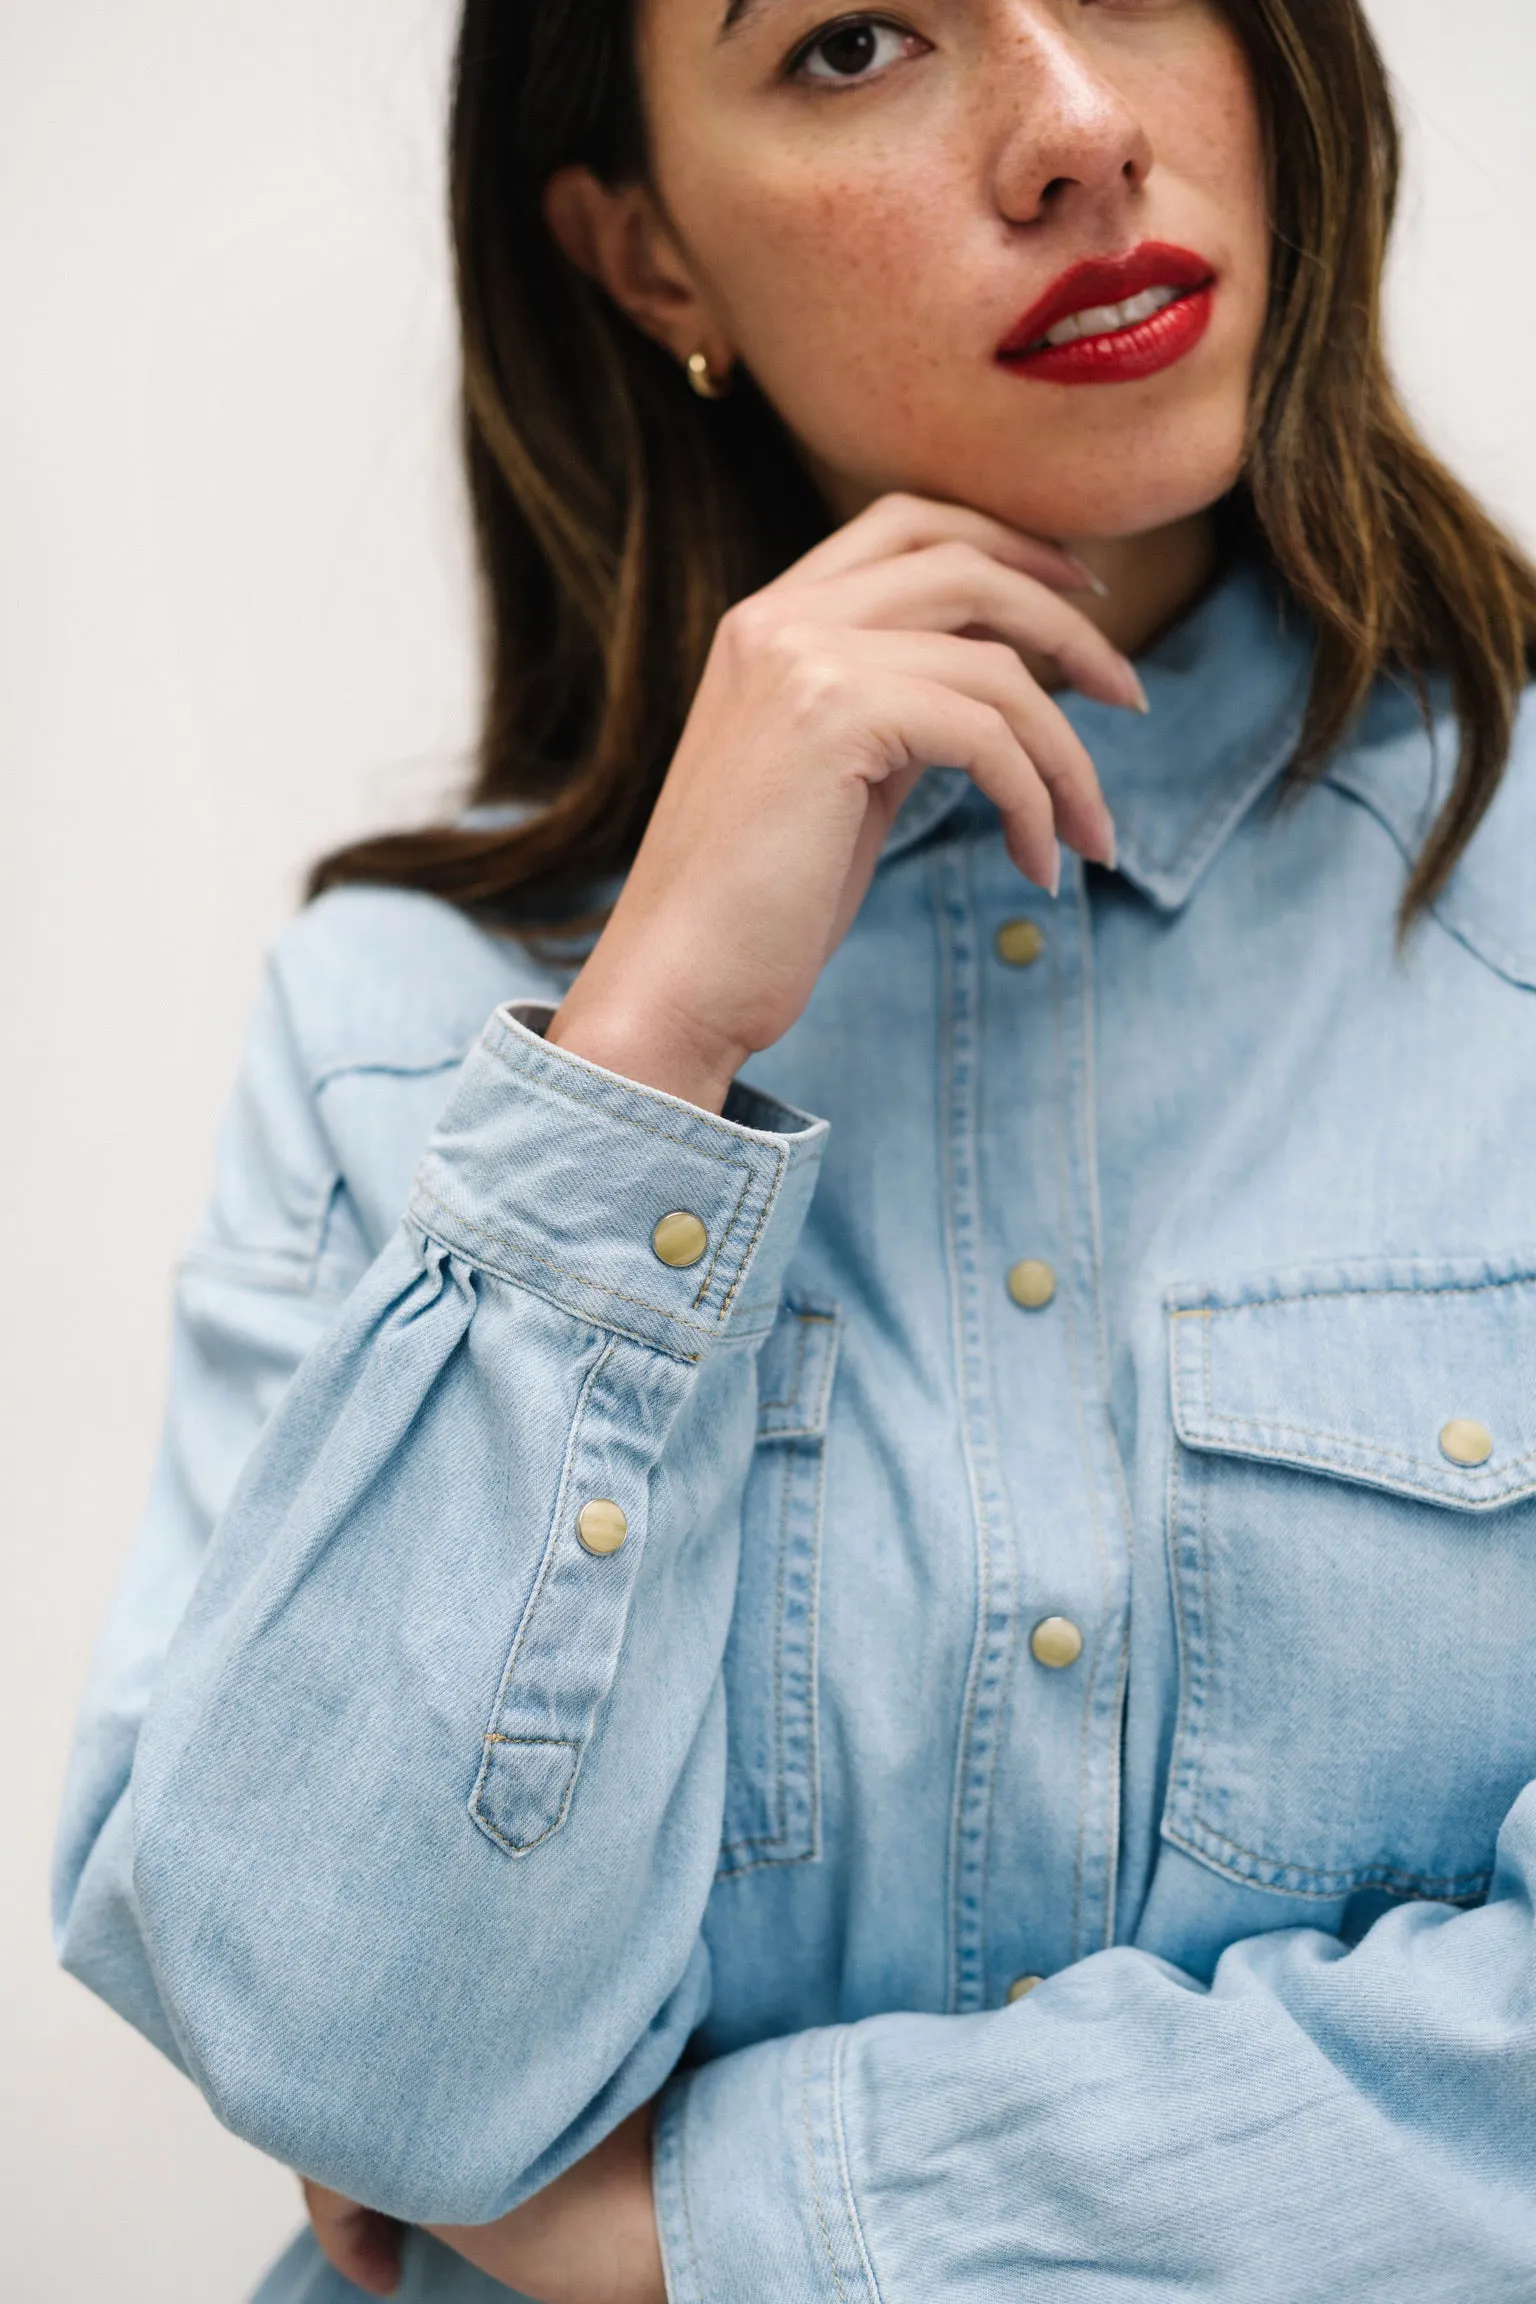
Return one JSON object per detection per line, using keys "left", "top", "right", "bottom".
{"left": 790, "top": 16, "right": 925, "bottom": 85}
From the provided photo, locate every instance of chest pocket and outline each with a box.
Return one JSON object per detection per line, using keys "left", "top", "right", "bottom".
{"left": 1163, "top": 1262, "right": 1536, "bottom": 1905}
{"left": 716, "top": 1297, "right": 840, "bottom": 1879}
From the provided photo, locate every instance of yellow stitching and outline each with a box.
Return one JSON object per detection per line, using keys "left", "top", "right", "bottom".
{"left": 417, "top": 1221, "right": 726, "bottom": 1362}
{"left": 1164, "top": 1434, "right": 1200, "bottom": 1814}
{"left": 480, "top": 1340, "right": 615, "bottom": 1734}
{"left": 1170, "top": 1299, "right": 1536, "bottom": 1483}
{"left": 1051, "top": 917, "right": 1106, "bottom": 1961}
{"left": 1166, "top": 1342, "right": 1504, "bottom": 1901}
{"left": 1171, "top": 1273, "right": 1536, "bottom": 1318}
{"left": 483, "top": 1015, "right": 808, "bottom": 1317}
{"left": 1070, "top": 887, "right": 1135, "bottom": 1955}
{"left": 411, "top": 1186, "right": 720, "bottom": 1334}
{"left": 717, "top": 1455, "right": 795, "bottom": 1863}
{"left": 714, "top": 1842, "right": 822, "bottom": 1880}
{"left": 1179, "top": 1438, "right": 1536, "bottom": 1508}
{"left": 1183, "top": 1415, "right": 1535, "bottom": 1485}
{"left": 802, "top": 1421, "right": 829, "bottom": 1864}
{"left": 470, "top": 1746, "right": 580, "bottom": 1856}
{"left": 802, "top": 2039, "right": 850, "bottom": 2304}
{"left": 1182, "top": 1311, "right": 1533, "bottom": 1481}
{"left": 758, "top": 1310, "right": 813, "bottom": 1413}
{"left": 717, "top": 1139, "right": 790, "bottom": 1321}
{"left": 691, "top": 1164, "right": 755, "bottom": 1311}
{"left": 717, "top": 1425, "right": 828, "bottom": 1868}
{"left": 758, "top": 1313, "right": 839, "bottom": 1435}
{"left": 933, "top": 844, "right": 994, "bottom": 2011}
{"left": 1163, "top": 1818, "right": 1490, "bottom": 1904}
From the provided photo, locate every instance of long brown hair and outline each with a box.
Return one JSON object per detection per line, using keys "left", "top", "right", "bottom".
{"left": 310, "top": 0, "right": 1536, "bottom": 932}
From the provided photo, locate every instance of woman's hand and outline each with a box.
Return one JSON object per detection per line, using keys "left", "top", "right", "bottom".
{"left": 301, "top": 2178, "right": 406, "bottom": 2297}
{"left": 428, "top": 2104, "right": 664, "bottom": 2304}
{"left": 547, "top": 491, "right": 1137, "bottom": 1113}
{"left": 300, "top": 2103, "right": 664, "bottom": 2304}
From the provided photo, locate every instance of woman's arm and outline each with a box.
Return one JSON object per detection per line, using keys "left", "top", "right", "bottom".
{"left": 56, "top": 492, "right": 1126, "bottom": 2228}
{"left": 305, "top": 2103, "right": 663, "bottom": 2304}
{"left": 652, "top": 1851, "right": 1536, "bottom": 2300}
{"left": 54, "top": 918, "right": 825, "bottom": 2223}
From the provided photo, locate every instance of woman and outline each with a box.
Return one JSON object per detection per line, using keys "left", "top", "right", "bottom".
{"left": 54, "top": 0, "right": 1536, "bottom": 2297}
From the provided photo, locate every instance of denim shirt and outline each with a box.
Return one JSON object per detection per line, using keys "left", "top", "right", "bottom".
{"left": 54, "top": 562, "right": 1536, "bottom": 2301}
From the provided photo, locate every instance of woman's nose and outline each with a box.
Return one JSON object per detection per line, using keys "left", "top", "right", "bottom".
{"left": 988, "top": 12, "right": 1154, "bottom": 227}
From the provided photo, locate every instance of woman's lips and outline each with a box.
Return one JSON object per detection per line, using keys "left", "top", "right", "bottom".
{"left": 995, "top": 240, "right": 1217, "bottom": 386}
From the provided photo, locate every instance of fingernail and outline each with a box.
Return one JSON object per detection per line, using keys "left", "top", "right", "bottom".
{"left": 1124, "top": 666, "right": 1151, "bottom": 715}
{"left": 1064, "top": 555, "right": 1111, "bottom": 599}
{"left": 1047, "top": 840, "right": 1062, "bottom": 899}
{"left": 1102, "top": 818, "right": 1118, "bottom": 872}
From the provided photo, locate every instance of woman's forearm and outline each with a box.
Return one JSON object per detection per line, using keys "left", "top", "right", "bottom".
{"left": 429, "top": 2105, "right": 664, "bottom": 2304}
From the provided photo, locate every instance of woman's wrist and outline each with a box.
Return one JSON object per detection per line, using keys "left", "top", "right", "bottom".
{"left": 545, "top": 982, "right": 747, "bottom": 1116}
{"left": 428, "top": 2102, "right": 665, "bottom": 2304}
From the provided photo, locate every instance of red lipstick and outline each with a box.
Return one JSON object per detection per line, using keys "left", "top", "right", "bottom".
{"left": 996, "top": 241, "right": 1216, "bottom": 385}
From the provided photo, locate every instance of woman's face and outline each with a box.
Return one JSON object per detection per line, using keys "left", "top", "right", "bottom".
{"left": 634, "top": 0, "right": 1269, "bottom": 539}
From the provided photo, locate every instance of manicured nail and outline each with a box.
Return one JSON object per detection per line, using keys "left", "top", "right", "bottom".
{"left": 1124, "top": 666, "right": 1151, "bottom": 715}
{"left": 1047, "top": 840, "right": 1062, "bottom": 899}
{"left": 1064, "top": 555, "right": 1111, "bottom": 599}
{"left": 1101, "top": 818, "right": 1118, "bottom": 872}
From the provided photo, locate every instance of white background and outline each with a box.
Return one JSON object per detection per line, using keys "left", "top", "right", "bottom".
{"left": 2, "top": 5, "right": 1531, "bottom": 2298}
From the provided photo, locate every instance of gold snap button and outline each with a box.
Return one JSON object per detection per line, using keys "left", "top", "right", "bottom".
{"left": 652, "top": 1210, "right": 708, "bottom": 1269}
{"left": 995, "top": 919, "right": 1045, "bottom": 969}
{"left": 1007, "top": 1259, "right": 1057, "bottom": 1311}
{"left": 1030, "top": 1616, "right": 1083, "bottom": 1670}
{"left": 577, "top": 1499, "right": 629, "bottom": 1556}
{"left": 1439, "top": 1419, "right": 1493, "bottom": 1469}
{"left": 1007, "top": 1973, "right": 1043, "bottom": 2003}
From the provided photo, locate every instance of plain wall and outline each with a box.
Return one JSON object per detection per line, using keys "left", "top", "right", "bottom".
{"left": 2, "top": 6, "right": 1531, "bottom": 2298}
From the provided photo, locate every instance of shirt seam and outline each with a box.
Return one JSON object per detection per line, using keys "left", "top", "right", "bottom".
{"left": 408, "top": 1187, "right": 729, "bottom": 1337}
{"left": 830, "top": 2028, "right": 884, "bottom": 2304}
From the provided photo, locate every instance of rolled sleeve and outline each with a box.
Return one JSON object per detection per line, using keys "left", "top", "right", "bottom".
{"left": 60, "top": 955, "right": 835, "bottom": 2222}
{"left": 408, "top": 1001, "right": 827, "bottom": 1361}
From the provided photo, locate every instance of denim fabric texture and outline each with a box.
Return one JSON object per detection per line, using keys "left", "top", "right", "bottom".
{"left": 54, "top": 561, "right": 1536, "bottom": 2298}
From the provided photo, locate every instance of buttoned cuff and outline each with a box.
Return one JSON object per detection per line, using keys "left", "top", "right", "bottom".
{"left": 406, "top": 1002, "right": 828, "bottom": 1362}
{"left": 654, "top": 2028, "right": 869, "bottom": 2304}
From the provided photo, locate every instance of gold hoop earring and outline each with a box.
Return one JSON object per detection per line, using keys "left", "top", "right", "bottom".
{"left": 686, "top": 349, "right": 728, "bottom": 401}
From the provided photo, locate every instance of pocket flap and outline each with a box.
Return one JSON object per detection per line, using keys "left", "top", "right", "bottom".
{"left": 1169, "top": 1261, "right": 1536, "bottom": 1511}
{"left": 755, "top": 1299, "right": 839, "bottom": 1441}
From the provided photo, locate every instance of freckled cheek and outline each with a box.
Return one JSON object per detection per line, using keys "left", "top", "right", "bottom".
{"left": 1178, "top": 60, "right": 1269, "bottom": 276}
{"left": 692, "top": 164, "right": 953, "bottom": 365}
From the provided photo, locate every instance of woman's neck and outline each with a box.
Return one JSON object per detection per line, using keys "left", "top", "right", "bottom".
{"left": 1065, "top": 511, "right": 1221, "bottom": 664}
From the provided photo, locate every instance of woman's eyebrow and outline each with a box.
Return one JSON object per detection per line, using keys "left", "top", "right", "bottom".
{"left": 718, "top": 0, "right": 769, "bottom": 40}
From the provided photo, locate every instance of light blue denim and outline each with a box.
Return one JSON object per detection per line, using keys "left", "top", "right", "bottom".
{"left": 55, "top": 560, "right": 1536, "bottom": 2300}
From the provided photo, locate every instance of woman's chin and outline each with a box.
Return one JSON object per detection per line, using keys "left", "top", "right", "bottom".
{"left": 975, "top": 447, "right": 1248, "bottom": 548}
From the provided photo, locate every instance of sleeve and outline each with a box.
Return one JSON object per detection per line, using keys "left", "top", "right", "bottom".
{"left": 52, "top": 962, "right": 826, "bottom": 2226}
{"left": 654, "top": 1806, "right": 1536, "bottom": 2303}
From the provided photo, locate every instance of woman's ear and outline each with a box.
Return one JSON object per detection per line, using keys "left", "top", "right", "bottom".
{"left": 541, "top": 165, "right": 733, "bottom": 380}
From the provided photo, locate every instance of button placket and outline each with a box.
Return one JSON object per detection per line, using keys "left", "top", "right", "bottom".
{"left": 971, "top": 851, "right": 1133, "bottom": 1987}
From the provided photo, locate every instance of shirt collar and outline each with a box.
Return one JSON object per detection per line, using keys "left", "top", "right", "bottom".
{"left": 879, "top": 555, "right": 1316, "bottom": 913}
